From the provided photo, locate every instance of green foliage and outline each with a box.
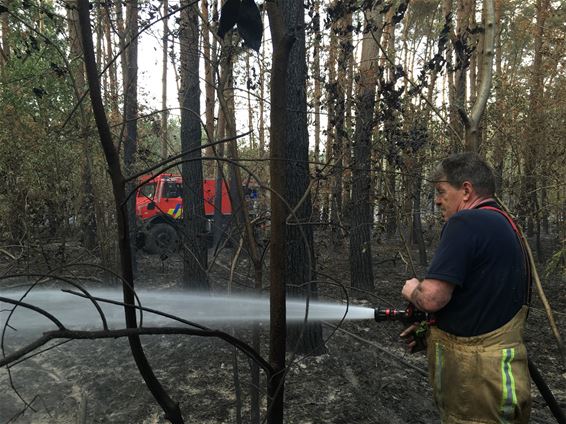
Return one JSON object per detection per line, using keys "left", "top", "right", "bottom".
{"left": 0, "top": 2, "right": 87, "bottom": 242}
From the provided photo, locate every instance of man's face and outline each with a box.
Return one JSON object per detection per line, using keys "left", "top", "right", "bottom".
{"left": 435, "top": 181, "right": 466, "bottom": 221}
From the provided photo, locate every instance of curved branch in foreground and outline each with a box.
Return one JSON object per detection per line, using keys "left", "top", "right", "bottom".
{"left": 0, "top": 297, "right": 66, "bottom": 331}
{"left": 76, "top": 1, "right": 183, "bottom": 422}
{"left": 0, "top": 273, "right": 112, "bottom": 331}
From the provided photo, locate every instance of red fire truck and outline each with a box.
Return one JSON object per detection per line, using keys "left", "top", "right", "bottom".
{"left": 135, "top": 174, "right": 233, "bottom": 254}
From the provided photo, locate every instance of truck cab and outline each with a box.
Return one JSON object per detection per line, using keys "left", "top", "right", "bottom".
{"left": 135, "top": 174, "right": 233, "bottom": 254}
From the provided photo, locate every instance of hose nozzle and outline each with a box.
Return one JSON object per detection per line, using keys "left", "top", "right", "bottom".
{"left": 374, "top": 305, "right": 427, "bottom": 324}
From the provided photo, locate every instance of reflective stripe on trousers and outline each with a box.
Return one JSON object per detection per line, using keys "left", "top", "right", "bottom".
{"left": 427, "top": 307, "right": 531, "bottom": 424}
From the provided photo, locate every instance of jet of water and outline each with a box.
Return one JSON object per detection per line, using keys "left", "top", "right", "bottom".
{"left": 0, "top": 288, "right": 375, "bottom": 331}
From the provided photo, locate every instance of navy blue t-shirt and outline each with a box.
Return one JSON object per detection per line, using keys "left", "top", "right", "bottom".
{"left": 425, "top": 207, "right": 527, "bottom": 337}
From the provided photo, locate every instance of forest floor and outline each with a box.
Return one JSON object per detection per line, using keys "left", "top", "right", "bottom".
{"left": 0, "top": 232, "right": 564, "bottom": 424}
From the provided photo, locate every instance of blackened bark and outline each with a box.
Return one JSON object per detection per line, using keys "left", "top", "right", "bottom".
{"left": 180, "top": 0, "right": 208, "bottom": 290}
{"left": 350, "top": 88, "right": 375, "bottom": 292}
{"left": 281, "top": 0, "right": 325, "bottom": 356}
{"left": 411, "top": 169, "right": 427, "bottom": 266}
{"left": 349, "top": 9, "right": 380, "bottom": 293}
{"left": 266, "top": 4, "right": 293, "bottom": 423}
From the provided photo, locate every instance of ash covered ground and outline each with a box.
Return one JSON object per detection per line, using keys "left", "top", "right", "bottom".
{"left": 0, "top": 237, "right": 564, "bottom": 423}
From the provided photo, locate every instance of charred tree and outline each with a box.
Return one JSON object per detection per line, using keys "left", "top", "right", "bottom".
{"left": 310, "top": 0, "right": 322, "bottom": 218}
{"left": 349, "top": 5, "right": 382, "bottom": 293}
{"left": 325, "top": 19, "right": 338, "bottom": 241}
{"left": 202, "top": 0, "right": 216, "bottom": 158}
{"left": 179, "top": 0, "right": 208, "bottom": 290}
{"left": 382, "top": 4, "right": 399, "bottom": 239}
{"left": 281, "top": 0, "right": 325, "bottom": 355}
{"left": 265, "top": 3, "right": 293, "bottom": 422}
{"left": 160, "top": 0, "right": 169, "bottom": 160}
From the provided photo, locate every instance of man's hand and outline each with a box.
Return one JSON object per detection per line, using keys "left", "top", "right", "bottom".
{"left": 402, "top": 278, "right": 420, "bottom": 303}
{"left": 400, "top": 322, "right": 427, "bottom": 353}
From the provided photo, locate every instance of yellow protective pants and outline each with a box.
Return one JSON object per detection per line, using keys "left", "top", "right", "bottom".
{"left": 426, "top": 307, "right": 531, "bottom": 424}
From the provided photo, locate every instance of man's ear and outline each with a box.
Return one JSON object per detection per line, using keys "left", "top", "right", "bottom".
{"left": 462, "top": 181, "right": 474, "bottom": 199}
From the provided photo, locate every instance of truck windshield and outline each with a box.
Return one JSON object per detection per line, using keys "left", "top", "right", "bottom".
{"left": 163, "top": 182, "right": 182, "bottom": 198}
{"left": 139, "top": 182, "right": 156, "bottom": 199}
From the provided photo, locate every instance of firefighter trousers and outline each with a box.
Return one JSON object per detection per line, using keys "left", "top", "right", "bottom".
{"left": 426, "top": 306, "right": 531, "bottom": 424}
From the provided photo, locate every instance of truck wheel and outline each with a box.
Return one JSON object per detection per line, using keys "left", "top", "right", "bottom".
{"left": 144, "top": 223, "right": 179, "bottom": 255}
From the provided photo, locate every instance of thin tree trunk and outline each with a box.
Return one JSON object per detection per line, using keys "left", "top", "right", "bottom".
{"left": 311, "top": 0, "right": 321, "bottom": 165}
{"left": 524, "top": 0, "right": 550, "bottom": 248}
{"left": 67, "top": 0, "right": 97, "bottom": 251}
{"left": 382, "top": 4, "right": 398, "bottom": 238}
{"left": 453, "top": 0, "right": 469, "bottom": 146}
{"left": 103, "top": 5, "right": 120, "bottom": 120}
{"left": 413, "top": 168, "right": 427, "bottom": 266}
{"left": 311, "top": 0, "right": 321, "bottom": 219}
{"left": 213, "top": 47, "right": 230, "bottom": 250}
{"left": 115, "top": 0, "right": 127, "bottom": 109}
{"left": 443, "top": 0, "right": 459, "bottom": 150}
{"left": 321, "top": 29, "right": 337, "bottom": 226}
{"left": 123, "top": 0, "right": 139, "bottom": 273}
{"left": 202, "top": 0, "right": 216, "bottom": 157}
{"left": 258, "top": 16, "right": 266, "bottom": 159}
{"left": 180, "top": 0, "right": 208, "bottom": 289}
{"left": 464, "top": 0, "right": 495, "bottom": 152}
{"left": 265, "top": 3, "right": 293, "bottom": 422}
{"left": 0, "top": 2, "right": 10, "bottom": 69}
{"left": 246, "top": 52, "right": 255, "bottom": 150}
{"left": 342, "top": 15, "right": 355, "bottom": 228}
{"left": 282, "top": 0, "right": 325, "bottom": 356}
{"left": 95, "top": 3, "right": 103, "bottom": 72}
{"left": 468, "top": 0, "right": 477, "bottom": 105}
{"left": 350, "top": 6, "right": 382, "bottom": 293}
{"left": 492, "top": 0, "right": 504, "bottom": 193}
{"left": 326, "top": 14, "right": 340, "bottom": 245}
{"left": 160, "top": 0, "right": 169, "bottom": 160}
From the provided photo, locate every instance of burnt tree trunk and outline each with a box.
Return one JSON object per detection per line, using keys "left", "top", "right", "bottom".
{"left": 266, "top": 3, "right": 293, "bottom": 423}
{"left": 281, "top": 0, "right": 325, "bottom": 356}
{"left": 350, "top": 6, "right": 382, "bottom": 293}
{"left": 180, "top": 0, "right": 208, "bottom": 289}
{"left": 160, "top": 0, "right": 169, "bottom": 160}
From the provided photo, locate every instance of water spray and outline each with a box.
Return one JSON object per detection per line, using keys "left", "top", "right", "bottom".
{"left": 0, "top": 288, "right": 430, "bottom": 332}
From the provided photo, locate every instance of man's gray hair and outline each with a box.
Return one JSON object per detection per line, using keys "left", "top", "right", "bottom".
{"left": 431, "top": 152, "right": 496, "bottom": 197}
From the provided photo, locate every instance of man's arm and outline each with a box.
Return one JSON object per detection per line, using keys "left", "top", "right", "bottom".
{"left": 401, "top": 277, "right": 455, "bottom": 313}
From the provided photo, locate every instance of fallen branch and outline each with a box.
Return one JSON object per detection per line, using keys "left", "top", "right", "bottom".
{"left": 0, "top": 326, "right": 273, "bottom": 375}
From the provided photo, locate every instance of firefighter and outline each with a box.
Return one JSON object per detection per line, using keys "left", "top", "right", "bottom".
{"left": 400, "top": 152, "right": 531, "bottom": 423}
